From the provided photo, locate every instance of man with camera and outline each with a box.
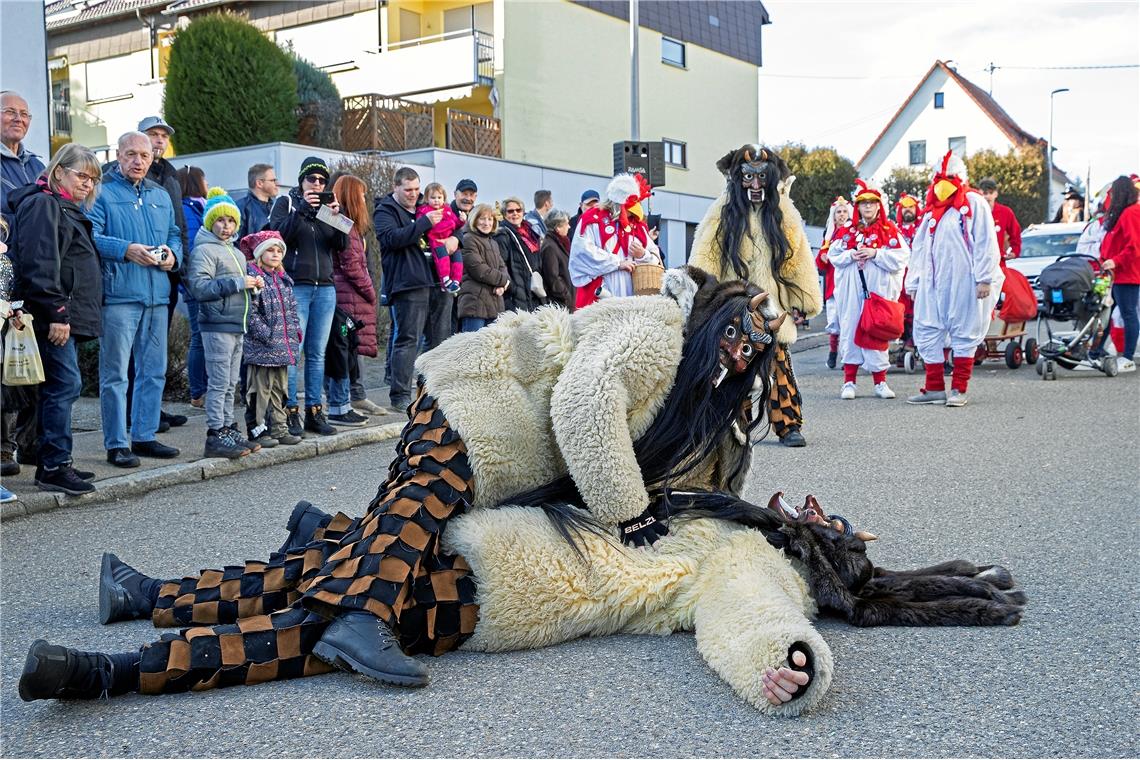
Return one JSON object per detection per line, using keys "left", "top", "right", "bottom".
{"left": 89, "top": 131, "right": 183, "bottom": 468}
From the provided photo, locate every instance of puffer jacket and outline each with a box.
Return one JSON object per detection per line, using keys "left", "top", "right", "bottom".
{"left": 88, "top": 164, "right": 182, "bottom": 307}
{"left": 458, "top": 228, "right": 508, "bottom": 320}
{"left": 244, "top": 262, "right": 302, "bottom": 367}
{"left": 332, "top": 227, "right": 378, "bottom": 357}
{"left": 187, "top": 227, "right": 249, "bottom": 333}
{"left": 8, "top": 181, "right": 103, "bottom": 337}
{"left": 266, "top": 186, "right": 347, "bottom": 285}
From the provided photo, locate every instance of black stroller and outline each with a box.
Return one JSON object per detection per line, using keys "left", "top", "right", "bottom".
{"left": 1035, "top": 254, "right": 1118, "bottom": 380}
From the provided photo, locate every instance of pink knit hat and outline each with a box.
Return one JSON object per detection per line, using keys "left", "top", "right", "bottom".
{"left": 238, "top": 230, "right": 286, "bottom": 262}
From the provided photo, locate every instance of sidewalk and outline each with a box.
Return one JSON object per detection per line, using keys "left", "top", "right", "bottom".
{"left": 1, "top": 329, "right": 830, "bottom": 521}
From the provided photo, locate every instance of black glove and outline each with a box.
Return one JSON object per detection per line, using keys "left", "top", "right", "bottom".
{"left": 618, "top": 508, "right": 669, "bottom": 548}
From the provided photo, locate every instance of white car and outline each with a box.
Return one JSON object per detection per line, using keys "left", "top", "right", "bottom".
{"left": 1006, "top": 222, "right": 1088, "bottom": 307}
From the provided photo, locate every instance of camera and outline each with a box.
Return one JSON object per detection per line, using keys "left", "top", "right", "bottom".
{"left": 148, "top": 247, "right": 169, "bottom": 265}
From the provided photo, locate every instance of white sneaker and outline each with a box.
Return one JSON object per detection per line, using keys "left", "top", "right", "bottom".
{"left": 840, "top": 382, "right": 856, "bottom": 400}
{"left": 1118, "top": 359, "right": 1136, "bottom": 373}
{"left": 945, "top": 389, "right": 968, "bottom": 407}
{"left": 873, "top": 381, "right": 896, "bottom": 399}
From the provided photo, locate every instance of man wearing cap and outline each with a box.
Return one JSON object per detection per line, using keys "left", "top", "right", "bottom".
{"left": 569, "top": 189, "right": 600, "bottom": 239}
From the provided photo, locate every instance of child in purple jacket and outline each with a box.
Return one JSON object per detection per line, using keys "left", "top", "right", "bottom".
{"left": 239, "top": 231, "right": 303, "bottom": 447}
{"left": 416, "top": 182, "right": 464, "bottom": 293}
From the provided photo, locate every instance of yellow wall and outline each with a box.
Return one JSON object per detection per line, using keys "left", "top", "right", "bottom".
{"left": 387, "top": 0, "right": 487, "bottom": 44}
{"left": 501, "top": 1, "right": 758, "bottom": 197}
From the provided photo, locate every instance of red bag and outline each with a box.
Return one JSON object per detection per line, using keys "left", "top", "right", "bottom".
{"left": 998, "top": 267, "right": 1038, "bottom": 323}
{"left": 854, "top": 269, "right": 905, "bottom": 351}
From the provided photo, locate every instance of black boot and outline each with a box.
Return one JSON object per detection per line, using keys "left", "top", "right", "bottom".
{"left": 99, "top": 552, "right": 161, "bottom": 624}
{"left": 313, "top": 612, "right": 428, "bottom": 687}
{"left": 278, "top": 500, "right": 333, "bottom": 555}
{"left": 826, "top": 351, "right": 837, "bottom": 369}
{"left": 780, "top": 427, "right": 807, "bottom": 447}
{"left": 19, "top": 641, "right": 138, "bottom": 701}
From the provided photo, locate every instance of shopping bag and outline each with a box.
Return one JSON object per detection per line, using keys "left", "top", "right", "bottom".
{"left": 853, "top": 269, "right": 905, "bottom": 351}
{"left": 998, "top": 267, "right": 1038, "bottom": 323}
{"left": 2, "top": 313, "right": 45, "bottom": 386}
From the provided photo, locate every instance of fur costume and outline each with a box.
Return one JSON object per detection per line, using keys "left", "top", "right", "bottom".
{"left": 688, "top": 147, "right": 822, "bottom": 346}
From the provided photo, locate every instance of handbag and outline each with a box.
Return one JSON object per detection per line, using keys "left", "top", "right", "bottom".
{"left": 519, "top": 246, "right": 547, "bottom": 299}
{"left": 2, "top": 313, "right": 46, "bottom": 386}
{"left": 853, "top": 269, "right": 905, "bottom": 351}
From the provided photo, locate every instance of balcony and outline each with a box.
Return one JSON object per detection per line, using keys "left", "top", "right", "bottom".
{"left": 51, "top": 98, "right": 72, "bottom": 137}
{"left": 369, "top": 30, "right": 494, "bottom": 101}
{"left": 446, "top": 109, "right": 500, "bottom": 158}
{"left": 342, "top": 95, "right": 435, "bottom": 153}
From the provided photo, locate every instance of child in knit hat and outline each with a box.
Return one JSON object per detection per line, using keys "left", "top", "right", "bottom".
{"left": 239, "top": 230, "right": 303, "bottom": 447}
{"left": 187, "top": 187, "right": 264, "bottom": 459}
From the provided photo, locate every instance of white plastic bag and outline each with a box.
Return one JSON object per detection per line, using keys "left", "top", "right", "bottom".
{"left": 2, "top": 312, "right": 45, "bottom": 386}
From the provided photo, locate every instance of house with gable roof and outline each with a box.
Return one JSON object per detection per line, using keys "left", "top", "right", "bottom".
{"left": 856, "top": 60, "right": 1071, "bottom": 219}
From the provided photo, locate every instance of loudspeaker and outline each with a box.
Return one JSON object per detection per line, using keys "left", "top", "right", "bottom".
{"left": 613, "top": 141, "right": 666, "bottom": 187}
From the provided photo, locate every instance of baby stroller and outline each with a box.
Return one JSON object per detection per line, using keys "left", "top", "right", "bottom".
{"left": 1035, "top": 254, "right": 1118, "bottom": 380}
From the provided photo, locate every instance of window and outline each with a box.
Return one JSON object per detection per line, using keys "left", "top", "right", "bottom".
{"left": 84, "top": 54, "right": 138, "bottom": 102}
{"left": 662, "top": 37, "right": 685, "bottom": 67}
{"left": 948, "top": 136, "right": 967, "bottom": 156}
{"left": 908, "top": 140, "right": 926, "bottom": 166}
{"left": 934, "top": 91, "right": 945, "bottom": 109}
{"left": 663, "top": 138, "right": 686, "bottom": 168}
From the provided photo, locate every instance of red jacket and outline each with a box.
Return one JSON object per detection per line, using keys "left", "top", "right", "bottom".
{"left": 1101, "top": 204, "right": 1140, "bottom": 285}
{"left": 332, "top": 228, "right": 379, "bottom": 357}
{"left": 991, "top": 202, "right": 1022, "bottom": 258}
{"left": 815, "top": 242, "right": 835, "bottom": 300}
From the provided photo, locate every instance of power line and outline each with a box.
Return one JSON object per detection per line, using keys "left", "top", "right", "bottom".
{"left": 994, "top": 64, "right": 1139, "bottom": 70}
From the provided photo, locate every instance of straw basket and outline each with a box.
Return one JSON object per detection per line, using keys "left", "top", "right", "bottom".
{"left": 632, "top": 262, "right": 665, "bottom": 295}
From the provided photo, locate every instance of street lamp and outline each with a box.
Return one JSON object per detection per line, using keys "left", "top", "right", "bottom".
{"left": 1047, "top": 87, "right": 1070, "bottom": 221}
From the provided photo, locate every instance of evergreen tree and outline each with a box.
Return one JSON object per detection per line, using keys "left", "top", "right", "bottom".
{"left": 291, "top": 51, "right": 342, "bottom": 149}
{"left": 966, "top": 146, "right": 1049, "bottom": 225}
{"left": 165, "top": 13, "right": 298, "bottom": 153}
{"left": 775, "top": 143, "right": 859, "bottom": 227}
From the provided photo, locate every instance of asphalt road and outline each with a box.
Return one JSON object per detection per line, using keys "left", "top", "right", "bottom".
{"left": 2, "top": 344, "right": 1137, "bottom": 758}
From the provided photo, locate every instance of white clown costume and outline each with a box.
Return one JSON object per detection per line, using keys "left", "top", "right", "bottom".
{"left": 827, "top": 181, "right": 909, "bottom": 398}
{"left": 906, "top": 152, "right": 1004, "bottom": 405}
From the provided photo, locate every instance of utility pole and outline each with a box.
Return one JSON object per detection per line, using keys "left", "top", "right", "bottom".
{"left": 630, "top": 0, "right": 640, "bottom": 140}
{"left": 1047, "top": 87, "right": 1070, "bottom": 222}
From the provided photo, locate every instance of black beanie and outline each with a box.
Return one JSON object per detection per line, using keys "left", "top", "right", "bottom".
{"left": 298, "top": 156, "right": 330, "bottom": 183}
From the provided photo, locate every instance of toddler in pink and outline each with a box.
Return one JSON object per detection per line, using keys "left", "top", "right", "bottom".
{"left": 416, "top": 182, "right": 464, "bottom": 293}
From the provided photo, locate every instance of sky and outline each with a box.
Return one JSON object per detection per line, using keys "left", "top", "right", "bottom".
{"left": 758, "top": 0, "right": 1139, "bottom": 194}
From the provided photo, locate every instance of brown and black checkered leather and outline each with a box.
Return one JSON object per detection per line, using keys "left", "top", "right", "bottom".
{"left": 768, "top": 343, "right": 804, "bottom": 437}
{"left": 137, "top": 387, "right": 478, "bottom": 693}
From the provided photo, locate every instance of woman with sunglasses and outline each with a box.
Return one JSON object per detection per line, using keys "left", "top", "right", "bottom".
{"left": 495, "top": 196, "right": 546, "bottom": 313}
{"left": 266, "top": 157, "right": 348, "bottom": 439}
{"left": 7, "top": 143, "right": 104, "bottom": 495}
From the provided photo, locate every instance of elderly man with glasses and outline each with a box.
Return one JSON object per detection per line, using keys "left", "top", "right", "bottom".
{"left": 1, "top": 90, "right": 46, "bottom": 221}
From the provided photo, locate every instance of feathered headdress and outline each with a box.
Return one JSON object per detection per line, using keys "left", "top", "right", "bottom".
{"left": 606, "top": 172, "right": 652, "bottom": 229}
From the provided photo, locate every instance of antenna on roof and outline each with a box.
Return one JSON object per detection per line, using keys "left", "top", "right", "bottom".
{"left": 985, "top": 62, "right": 998, "bottom": 95}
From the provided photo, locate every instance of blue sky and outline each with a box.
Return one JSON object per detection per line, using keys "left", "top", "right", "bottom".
{"left": 759, "top": 0, "right": 1139, "bottom": 192}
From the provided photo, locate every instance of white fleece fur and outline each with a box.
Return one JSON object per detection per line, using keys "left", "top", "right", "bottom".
{"left": 445, "top": 508, "right": 833, "bottom": 716}
{"left": 416, "top": 297, "right": 684, "bottom": 525}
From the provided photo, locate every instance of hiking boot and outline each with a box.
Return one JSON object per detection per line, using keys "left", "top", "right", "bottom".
{"left": 286, "top": 407, "right": 305, "bottom": 439}
{"left": 780, "top": 427, "right": 807, "bottom": 447}
{"left": 204, "top": 429, "right": 247, "bottom": 459}
{"left": 945, "top": 389, "right": 968, "bottom": 407}
{"left": 271, "top": 427, "right": 302, "bottom": 445}
{"left": 304, "top": 405, "right": 337, "bottom": 436}
{"left": 278, "top": 500, "right": 333, "bottom": 554}
{"left": 826, "top": 351, "right": 837, "bottom": 370}
{"left": 329, "top": 409, "right": 368, "bottom": 427}
{"left": 313, "top": 612, "right": 428, "bottom": 687}
{"left": 873, "top": 382, "right": 896, "bottom": 399}
{"left": 247, "top": 426, "right": 279, "bottom": 449}
{"left": 19, "top": 641, "right": 123, "bottom": 701}
{"left": 106, "top": 448, "right": 141, "bottom": 468}
{"left": 1, "top": 452, "right": 18, "bottom": 477}
{"left": 351, "top": 399, "right": 387, "bottom": 416}
{"left": 907, "top": 389, "right": 947, "bottom": 405}
{"left": 224, "top": 425, "right": 260, "bottom": 453}
{"left": 34, "top": 466, "right": 96, "bottom": 496}
{"left": 99, "top": 552, "right": 157, "bottom": 624}
{"left": 72, "top": 467, "right": 96, "bottom": 481}
{"left": 840, "top": 382, "right": 856, "bottom": 400}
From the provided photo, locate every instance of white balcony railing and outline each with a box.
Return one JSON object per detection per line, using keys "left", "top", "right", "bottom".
{"left": 369, "top": 30, "right": 493, "bottom": 99}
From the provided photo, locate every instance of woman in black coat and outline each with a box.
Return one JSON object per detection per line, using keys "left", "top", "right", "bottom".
{"left": 537, "top": 208, "right": 575, "bottom": 310}
{"left": 494, "top": 197, "right": 545, "bottom": 313}
{"left": 8, "top": 143, "right": 104, "bottom": 496}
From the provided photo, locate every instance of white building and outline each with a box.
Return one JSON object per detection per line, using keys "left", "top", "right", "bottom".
{"left": 856, "top": 60, "right": 1070, "bottom": 217}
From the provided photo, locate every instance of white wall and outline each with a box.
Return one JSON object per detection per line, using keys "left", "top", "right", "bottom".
{"left": 1, "top": 0, "right": 50, "bottom": 157}
{"left": 859, "top": 70, "right": 1016, "bottom": 185}
{"left": 69, "top": 50, "right": 164, "bottom": 154}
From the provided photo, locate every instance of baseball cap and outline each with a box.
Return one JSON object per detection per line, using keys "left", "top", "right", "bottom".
{"left": 455, "top": 178, "right": 478, "bottom": 193}
{"left": 580, "top": 189, "right": 600, "bottom": 203}
{"left": 137, "top": 115, "right": 175, "bottom": 135}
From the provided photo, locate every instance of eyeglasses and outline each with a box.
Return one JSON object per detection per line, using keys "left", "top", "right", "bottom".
{"left": 504, "top": 207, "right": 523, "bottom": 214}
{"left": 64, "top": 167, "right": 100, "bottom": 185}
{"left": 259, "top": 176, "right": 278, "bottom": 184}
{"left": 2, "top": 108, "right": 32, "bottom": 121}
{"left": 303, "top": 175, "right": 327, "bottom": 185}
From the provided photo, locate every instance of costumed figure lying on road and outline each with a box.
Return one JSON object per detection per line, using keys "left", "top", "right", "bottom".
{"left": 816, "top": 196, "right": 852, "bottom": 369}
{"left": 906, "top": 152, "right": 1003, "bottom": 407}
{"left": 827, "top": 180, "right": 910, "bottom": 400}
{"left": 687, "top": 145, "right": 823, "bottom": 447}
{"left": 18, "top": 269, "right": 1025, "bottom": 717}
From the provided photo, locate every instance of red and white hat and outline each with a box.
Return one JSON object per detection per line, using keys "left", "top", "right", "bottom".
{"left": 852, "top": 179, "right": 889, "bottom": 222}
{"left": 239, "top": 230, "right": 287, "bottom": 262}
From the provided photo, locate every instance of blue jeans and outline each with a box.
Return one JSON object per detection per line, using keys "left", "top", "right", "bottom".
{"left": 183, "top": 291, "right": 207, "bottom": 400}
{"left": 388, "top": 287, "right": 453, "bottom": 408}
{"left": 1113, "top": 283, "right": 1139, "bottom": 360}
{"left": 460, "top": 316, "right": 488, "bottom": 333}
{"left": 34, "top": 328, "right": 82, "bottom": 469}
{"left": 288, "top": 284, "right": 337, "bottom": 409}
{"left": 100, "top": 303, "right": 168, "bottom": 449}
{"left": 326, "top": 376, "right": 350, "bottom": 415}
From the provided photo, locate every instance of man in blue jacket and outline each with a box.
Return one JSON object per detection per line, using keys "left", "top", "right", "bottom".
{"left": 88, "top": 132, "right": 183, "bottom": 468}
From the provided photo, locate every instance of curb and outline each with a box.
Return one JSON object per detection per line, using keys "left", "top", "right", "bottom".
{"left": 790, "top": 332, "right": 829, "bottom": 353}
{"left": 0, "top": 422, "right": 406, "bottom": 522}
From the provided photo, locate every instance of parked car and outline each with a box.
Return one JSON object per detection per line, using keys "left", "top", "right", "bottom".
{"left": 1007, "top": 222, "right": 1087, "bottom": 307}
